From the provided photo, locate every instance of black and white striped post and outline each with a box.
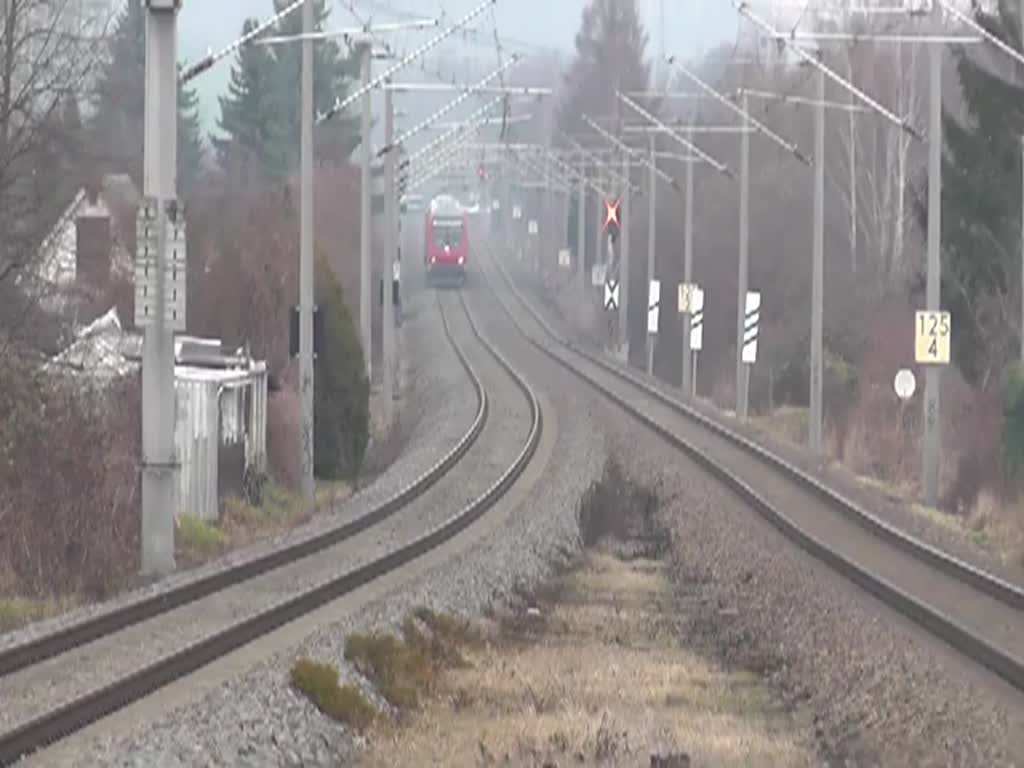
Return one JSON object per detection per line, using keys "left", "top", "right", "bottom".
{"left": 680, "top": 283, "right": 704, "bottom": 398}
{"left": 647, "top": 279, "right": 660, "bottom": 374}
{"left": 740, "top": 290, "right": 760, "bottom": 420}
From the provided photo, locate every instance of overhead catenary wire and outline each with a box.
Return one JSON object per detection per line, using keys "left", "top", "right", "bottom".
{"left": 732, "top": 0, "right": 924, "bottom": 140}
{"left": 937, "top": 0, "right": 1024, "bottom": 69}
{"left": 401, "top": 94, "right": 506, "bottom": 171}
{"left": 379, "top": 54, "right": 522, "bottom": 157}
{"left": 581, "top": 113, "right": 683, "bottom": 194}
{"left": 181, "top": 0, "right": 307, "bottom": 82}
{"left": 666, "top": 56, "right": 812, "bottom": 165}
{"left": 616, "top": 91, "right": 734, "bottom": 177}
{"left": 319, "top": 0, "right": 498, "bottom": 124}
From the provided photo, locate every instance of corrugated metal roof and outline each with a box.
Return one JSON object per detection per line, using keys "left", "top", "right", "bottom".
{"left": 44, "top": 307, "right": 140, "bottom": 380}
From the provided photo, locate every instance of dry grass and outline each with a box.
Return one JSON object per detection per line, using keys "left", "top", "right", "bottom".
{"left": 0, "top": 594, "right": 80, "bottom": 633}
{"left": 968, "top": 492, "right": 1024, "bottom": 567}
{"left": 175, "top": 480, "right": 351, "bottom": 567}
{"left": 290, "top": 657, "right": 377, "bottom": 732}
{"left": 755, "top": 407, "right": 1024, "bottom": 569}
{"left": 343, "top": 609, "right": 480, "bottom": 710}
{"left": 359, "top": 552, "right": 815, "bottom": 768}
{"left": 751, "top": 406, "right": 809, "bottom": 447}
{"left": 0, "top": 563, "right": 81, "bottom": 633}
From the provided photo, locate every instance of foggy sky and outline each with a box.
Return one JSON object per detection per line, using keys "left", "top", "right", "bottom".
{"left": 178, "top": 1, "right": 737, "bottom": 135}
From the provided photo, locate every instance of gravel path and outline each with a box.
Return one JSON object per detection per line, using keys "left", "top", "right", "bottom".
{"left": 0, "top": 288, "right": 474, "bottom": 657}
{"left": 21, "top": 279, "right": 606, "bottom": 768}
{"left": 515, "top": 259, "right": 1024, "bottom": 591}
{"left": 0, "top": 290, "right": 532, "bottom": 735}
{"left": 492, "top": 252, "right": 1024, "bottom": 766}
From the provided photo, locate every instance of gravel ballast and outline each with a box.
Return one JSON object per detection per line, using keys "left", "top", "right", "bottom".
{"left": 493, "top": 254, "right": 1024, "bottom": 766}
{"left": 0, "top": 287, "right": 473, "bottom": 653}
{"left": 25, "top": 281, "right": 606, "bottom": 768}
{"left": 518, "top": 258, "right": 1024, "bottom": 591}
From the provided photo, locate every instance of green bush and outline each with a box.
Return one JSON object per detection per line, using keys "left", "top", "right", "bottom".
{"left": 1002, "top": 363, "right": 1024, "bottom": 491}
{"left": 314, "top": 256, "right": 369, "bottom": 480}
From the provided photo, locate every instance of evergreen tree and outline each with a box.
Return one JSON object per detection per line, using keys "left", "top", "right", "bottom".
{"left": 914, "top": 0, "right": 1024, "bottom": 386}
{"left": 559, "top": 0, "right": 650, "bottom": 135}
{"left": 89, "top": 0, "right": 204, "bottom": 193}
{"left": 177, "top": 67, "right": 205, "bottom": 192}
{"left": 270, "top": 0, "right": 361, "bottom": 168}
{"left": 213, "top": 18, "right": 289, "bottom": 179}
{"left": 313, "top": 255, "right": 368, "bottom": 480}
{"left": 213, "top": 0, "right": 361, "bottom": 180}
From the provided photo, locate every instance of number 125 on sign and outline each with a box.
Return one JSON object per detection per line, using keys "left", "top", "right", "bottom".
{"left": 915, "top": 310, "right": 951, "bottom": 365}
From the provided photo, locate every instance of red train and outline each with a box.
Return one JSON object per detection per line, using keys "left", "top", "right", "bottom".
{"left": 424, "top": 194, "right": 468, "bottom": 286}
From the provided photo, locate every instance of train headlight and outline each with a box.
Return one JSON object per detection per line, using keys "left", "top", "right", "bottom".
{"left": 458, "top": 255, "right": 465, "bottom": 265}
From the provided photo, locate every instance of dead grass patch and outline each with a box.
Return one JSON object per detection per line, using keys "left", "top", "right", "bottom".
{"left": 343, "top": 609, "right": 479, "bottom": 710}
{"left": 751, "top": 406, "right": 809, "bottom": 447}
{"left": 359, "top": 553, "right": 815, "bottom": 768}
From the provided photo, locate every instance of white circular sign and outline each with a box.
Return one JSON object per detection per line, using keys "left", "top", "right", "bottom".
{"left": 894, "top": 368, "right": 916, "bottom": 400}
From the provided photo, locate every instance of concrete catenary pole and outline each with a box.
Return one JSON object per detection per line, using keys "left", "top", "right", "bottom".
{"left": 810, "top": 64, "right": 825, "bottom": 454}
{"left": 141, "top": 0, "right": 179, "bottom": 576}
{"left": 736, "top": 89, "right": 751, "bottom": 421}
{"left": 681, "top": 123, "right": 694, "bottom": 398}
{"left": 923, "top": 3, "right": 943, "bottom": 505}
{"left": 577, "top": 173, "right": 587, "bottom": 327}
{"left": 359, "top": 41, "right": 373, "bottom": 379}
{"left": 595, "top": 166, "right": 604, "bottom": 274}
{"left": 299, "top": 0, "right": 315, "bottom": 500}
{"left": 1020, "top": 0, "right": 1024, "bottom": 361}
{"left": 620, "top": 154, "right": 631, "bottom": 357}
{"left": 646, "top": 133, "right": 657, "bottom": 375}
{"left": 382, "top": 78, "right": 395, "bottom": 427}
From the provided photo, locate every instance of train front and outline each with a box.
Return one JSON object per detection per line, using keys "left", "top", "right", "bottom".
{"left": 425, "top": 195, "right": 468, "bottom": 286}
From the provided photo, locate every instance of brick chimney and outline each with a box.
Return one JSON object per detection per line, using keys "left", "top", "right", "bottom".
{"left": 76, "top": 186, "right": 112, "bottom": 289}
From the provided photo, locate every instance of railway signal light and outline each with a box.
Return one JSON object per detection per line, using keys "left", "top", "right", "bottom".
{"left": 604, "top": 197, "right": 621, "bottom": 241}
{"left": 604, "top": 198, "right": 620, "bottom": 230}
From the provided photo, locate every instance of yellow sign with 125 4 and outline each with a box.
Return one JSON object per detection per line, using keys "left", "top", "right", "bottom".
{"left": 914, "top": 310, "right": 951, "bottom": 365}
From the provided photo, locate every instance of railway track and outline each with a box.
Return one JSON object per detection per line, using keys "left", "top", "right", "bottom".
{"left": 475, "top": 236, "right": 1024, "bottom": 695}
{"left": 0, "top": 291, "right": 543, "bottom": 766}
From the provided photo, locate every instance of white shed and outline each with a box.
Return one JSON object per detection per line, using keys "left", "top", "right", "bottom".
{"left": 174, "top": 361, "right": 268, "bottom": 522}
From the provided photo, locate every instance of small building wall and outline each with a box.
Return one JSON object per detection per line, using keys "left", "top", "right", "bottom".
{"left": 174, "top": 364, "right": 268, "bottom": 522}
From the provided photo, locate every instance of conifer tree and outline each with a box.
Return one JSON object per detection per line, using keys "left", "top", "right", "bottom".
{"left": 213, "top": 18, "right": 289, "bottom": 179}
{"left": 269, "top": 0, "right": 360, "bottom": 168}
{"left": 915, "top": 0, "right": 1024, "bottom": 385}
{"left": 89, "top": 0, "right": 204, "bottom": 193}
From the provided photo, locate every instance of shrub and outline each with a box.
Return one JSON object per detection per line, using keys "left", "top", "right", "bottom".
{"left": 314, "top": 255, "right": 369, "bottom": 481}
{"left": 344, "top": 631, "right": 433, "bottom": 708}
{"left": 1003, "top": 362, "right": 1024, "bottom": 494}
{"left": 266, "top": 384, "right": 302, "bottom": 492}
{"left": 0, "top": 360, "right": 141, "bottom": 599}
{"left": 175, "top": 515, "right": 228, "bottom": 560}
{"left": 290, "top": 657, "right": 376, "bottom": 731}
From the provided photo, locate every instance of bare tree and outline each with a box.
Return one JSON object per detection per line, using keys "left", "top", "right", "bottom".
{"left": 813, "top": 5, "right": 928, "bottom": 296}
{"left": 0, "top": 0, "right": 111, "bottom": 363}
{"left": 0, "top": 0, "right": 107, "bottom": 292}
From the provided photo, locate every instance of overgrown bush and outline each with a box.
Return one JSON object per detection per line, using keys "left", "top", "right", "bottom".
{"left": 266, "top": 384, "right": 302, "bottom": 492}
{"left": 577, "top": 459, "right": 661, "bottom": 552}
{"left": 0, "top": 359, "right": 140, "bottom": 599}
{"left": 290, "top": 657, "right": 376, "bottom": 731}
{"left": 1003, "top": 362, "right": 1024, "bottom": 495}
{"left": 344, "top": 631, "right": 432, "bottom": 708}
{"left": 342, "top": 609, "right": 476, "bottom": 710}
{"left": 314, "top": 255, "right": 369, "bottom": 480}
